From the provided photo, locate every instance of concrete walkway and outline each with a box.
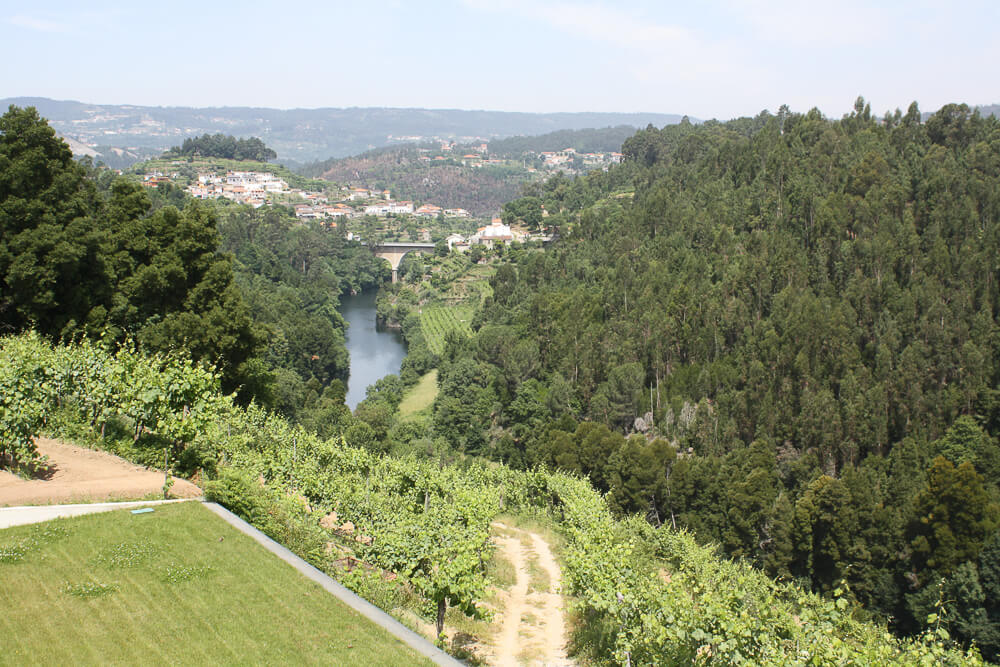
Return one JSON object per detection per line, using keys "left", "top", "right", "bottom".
{"left": 0, "top": 498, "right": 196, "bottom": 529}
{"left": 202, "top": 502, "right": 462, "bottom": 666}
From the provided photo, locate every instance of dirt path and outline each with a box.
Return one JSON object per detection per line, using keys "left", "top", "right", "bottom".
{"left": 491, "top": 523, "right": 572, "bottom": 667}
{"left": 0, "top": 437, "right": 201, "bottom": 506}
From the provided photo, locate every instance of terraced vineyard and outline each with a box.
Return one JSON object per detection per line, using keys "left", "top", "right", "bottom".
{"left": 421, "top": 304, "right": 474, "bottom": 355}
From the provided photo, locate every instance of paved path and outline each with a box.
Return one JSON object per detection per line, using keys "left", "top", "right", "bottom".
{"left": 0, "top": 498, "right": 196, "bottom": 529}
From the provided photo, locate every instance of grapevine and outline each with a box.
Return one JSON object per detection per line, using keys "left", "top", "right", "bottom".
{"left": 0, "top": 331, "right": 985, "bottom": 665}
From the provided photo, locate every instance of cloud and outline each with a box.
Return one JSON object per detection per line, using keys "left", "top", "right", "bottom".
{"left": 460, "top": 0, "right": 759, "bottom": 85}
{"left": 723, "top": 0, "right": 892, "bottom": 47}
{"left": 8, "top": 14, "right": 70, "bottom": 33}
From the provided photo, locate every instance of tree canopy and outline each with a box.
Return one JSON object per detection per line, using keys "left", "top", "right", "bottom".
{"left": 431, "top": 99, "right": 1000, "bottom": 655}
{"left": 168, "top": 133, "right": 276, "bottom": 162}
{"left": 0, "top": 105, "right": 268, "bottom": 400}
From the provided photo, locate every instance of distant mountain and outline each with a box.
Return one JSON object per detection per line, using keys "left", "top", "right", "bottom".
{"left": 978, "top": 104, "right": 1000, "bottom": 118}
{"left": 487, "top": 125, "right": 639, "bottom": 156}
{"left": 0, "top": 97, "right": 688, "bottom": 166}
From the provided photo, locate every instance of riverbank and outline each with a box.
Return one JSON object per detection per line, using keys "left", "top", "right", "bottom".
{"left": 340, "top": 289, "right": 408, "bottom": 410}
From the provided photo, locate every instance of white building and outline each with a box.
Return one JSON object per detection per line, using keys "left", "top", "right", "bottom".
{"left": 471, "top": 219, "right": 527, "bottom": 248}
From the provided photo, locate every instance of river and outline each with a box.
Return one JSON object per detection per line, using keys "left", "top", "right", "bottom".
{"left": 339, "top": 289, "right": 407, "bottom": 410}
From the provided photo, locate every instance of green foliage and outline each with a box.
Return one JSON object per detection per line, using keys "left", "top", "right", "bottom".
{"left": 167, "top": 133, "right": 276, "bottom": 161}
{"left": 933, "top": 416, "right": 1000, "bottom": 479}
{"left": 1, "top": 332, "right": 983, "bottom": 664}
{"left": 433, "top": 100, "right": 1000, "bottom": 645}
{"left": 0, "top": 105, "right": 108, "bottom": 337}
{"left": 0, "top": 333, "right": 56, "bottom": 466}
{"left": 0, "top": 105, "right": 270, "bottom": 404}
{"left": 204, "top": 469, "right": 275, "bottom": 527}
{"left": 0, "top": 332, "right": 222, "bottom": 473}
{"left": 908, "top": 457, "right": 1000, "bottom": 580}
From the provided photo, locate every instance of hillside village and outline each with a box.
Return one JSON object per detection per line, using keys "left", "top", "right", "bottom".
{"left": 421, "top": 140, "right": 622, "bottom": 172}
{"left": 139, "top": 167, "right": 549, "bottom": 249}
{"left": 141, "top": 169, "right": 473, "bottom": 220}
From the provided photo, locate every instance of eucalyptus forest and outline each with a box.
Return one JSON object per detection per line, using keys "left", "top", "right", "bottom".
{"left": 2, "top": 98, "right": 1000, "bottom": 664}
{"left": 436, "top": 98, "right": 1000, "bottom": 654}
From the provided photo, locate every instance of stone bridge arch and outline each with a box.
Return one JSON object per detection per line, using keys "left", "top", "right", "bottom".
{"left": 368, "top": 242, "right": 436, "bottom": 282}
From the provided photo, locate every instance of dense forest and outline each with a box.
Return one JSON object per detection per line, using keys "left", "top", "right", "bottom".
{"left": 430, "top": 99, "right": 1000, "bottom": 656}
{"left": 167, "top": 133, "right": 277, "bottom": 162}
{"left": 215, "top": 205, "right": 387, "bottom": 428}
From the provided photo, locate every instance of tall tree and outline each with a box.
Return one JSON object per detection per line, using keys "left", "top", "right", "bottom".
{"left": 0, "top": 105, "right": 111, "bottom": 336}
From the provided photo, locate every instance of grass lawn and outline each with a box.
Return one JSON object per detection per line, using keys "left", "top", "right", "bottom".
{"left": 0, "top": 502, "right": 433, "bottom": 666}
{"left": 398, "top": 370, "right": 439, "bottom": 422}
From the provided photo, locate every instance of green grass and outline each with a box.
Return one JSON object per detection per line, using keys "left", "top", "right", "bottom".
{"left": 398, "top": 370, "right": 439, "bottom": 421}
{"left": 524, "top": 550, "right": 550, "bottom": 594}
{"left": 420, "top": 305, "right": 474, "bottom": 355}
{"left": 0, "top": 502, "right": 434, "bottom": 666}
{"left": 485, "top": 548, "right": 517, "bottom": 590}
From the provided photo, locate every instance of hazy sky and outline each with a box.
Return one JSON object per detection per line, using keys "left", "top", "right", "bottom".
{"left": 2, "top": 0, "right": 996, "bottom": 120}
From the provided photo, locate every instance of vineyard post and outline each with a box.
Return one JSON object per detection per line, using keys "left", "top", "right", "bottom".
{"left": 162, "top": 447, "right": 173, "bottom": 499}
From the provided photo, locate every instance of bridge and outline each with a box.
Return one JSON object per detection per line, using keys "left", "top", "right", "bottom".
{"left": 365, "top": 242, "right": 436, "bottom": 283}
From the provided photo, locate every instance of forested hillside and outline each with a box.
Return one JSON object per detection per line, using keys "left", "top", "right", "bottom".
{"left": 302, "top": 145, "right": 531, "bottom": 217}
{"left": 486, "top": 125, "right": 638, "bottom": 156}
{"left": 216, "top": 205, "right": 387, "bottom": 426}
{"left": 434, "top": 99, "right": 1000, "bottom": 655}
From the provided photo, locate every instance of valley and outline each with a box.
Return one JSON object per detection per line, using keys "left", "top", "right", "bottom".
{"left": 2, "top": 98, "right": 999, "bottom": 665}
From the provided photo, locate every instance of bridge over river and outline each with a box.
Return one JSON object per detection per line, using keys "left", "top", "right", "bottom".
{"left": 365, "top": 242, "right": 436, "bottom": 282}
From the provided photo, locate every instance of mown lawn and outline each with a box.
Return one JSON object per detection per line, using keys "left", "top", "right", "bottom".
{"left": 398, "top": 370, "right": 439, "bottom": 422}
{"left": 0, "top": 502, "right": 433, "bottom": 666}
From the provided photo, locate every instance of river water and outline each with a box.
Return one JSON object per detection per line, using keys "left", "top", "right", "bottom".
{"left": 340, "top": 289, "right": 407, "bottom": 410}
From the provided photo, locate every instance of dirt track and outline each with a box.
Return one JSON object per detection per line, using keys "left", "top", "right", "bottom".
{"left": 0, "top": 437, "right": 201, "bottom": 506}
{"left": 490, "top": 523, "right": 573, "bottom": 667}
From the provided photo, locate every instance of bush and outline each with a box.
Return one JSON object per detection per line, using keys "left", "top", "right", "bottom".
{"left": 204, "top": 469, "right": 272, "bottom": 526}
{"left": 205, "top": 468, "right": 328, "bottom": 566}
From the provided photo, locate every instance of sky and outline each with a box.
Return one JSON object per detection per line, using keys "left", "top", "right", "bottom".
{"left": 1, "top": 0, "right": 997, "bottom": 120}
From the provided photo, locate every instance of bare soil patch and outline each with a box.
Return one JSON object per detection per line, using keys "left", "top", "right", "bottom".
{"left": 489, "top": 523, "right": 573, "bottom": 667}
{"left": 0, "top": 437, "right": 201, "bottom": 506}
